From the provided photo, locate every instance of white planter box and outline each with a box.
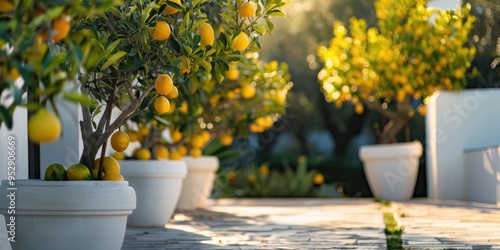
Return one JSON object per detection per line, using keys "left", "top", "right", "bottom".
{"left": 177, "top": 156, "right": 219, "bottom": 210}
{"left": 464, "top": 146, "right": 500, "bottom": 204}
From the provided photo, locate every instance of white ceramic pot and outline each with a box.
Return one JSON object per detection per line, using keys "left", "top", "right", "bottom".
{"left": 120, "top": 160, "right": 187, "bottom": 227}
{"left": 0, "top": 180, "right": 136, "bottom": 250}
{"left": 177, "top": 156, "right": 219, "bottom": 210}
{"left": 359, "top": 141, "right": 422, "bottom": 201}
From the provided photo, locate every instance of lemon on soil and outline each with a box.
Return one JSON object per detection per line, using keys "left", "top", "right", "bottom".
{"left": 66, "top": 163, "right": 92, "bottom": 181}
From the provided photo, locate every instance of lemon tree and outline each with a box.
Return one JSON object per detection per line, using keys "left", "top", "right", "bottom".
{"left": 317, "top": 0, "right": 476, "bottom": 143}
{"left": 0, "top": 0, "right": 119, "bottom": 137}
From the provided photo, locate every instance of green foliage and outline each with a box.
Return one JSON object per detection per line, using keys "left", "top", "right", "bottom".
{"left": 221, "top": 156, "right": 333, "bottom": 198}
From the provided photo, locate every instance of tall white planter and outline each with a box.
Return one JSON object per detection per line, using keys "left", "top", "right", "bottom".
{"left": 359, "top": 141, "right": 422, "bottom": 201}
{"left": 0, "top": 180, "right": 136, "bottom": 250}
{"left": 120, "top": 160, "right": 187, "bottom": 227}
{"left": 177, "top": 156, "right": 219, "bottom": 210}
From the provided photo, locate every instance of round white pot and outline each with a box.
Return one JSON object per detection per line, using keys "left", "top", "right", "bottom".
{"left": 0, "top": 180, "right": 136, "bottom": 250}
{"left": 177, "top": 156, "right": 219, "bottom": 210}
{"left": 359, "top": 141, "right": 423, "bottom": 201}
{"left": 120, "top": 160, "right": 187, "bottom": 227}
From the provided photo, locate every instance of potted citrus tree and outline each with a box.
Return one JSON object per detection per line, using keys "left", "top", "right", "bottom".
{"left": 102, "top": 0, "right": 289, "bottom": 225}
{"left": 0, "top": 1, "right": 138, "bottom": 250}
{"left": 171, "top": 54, "right": 292, "bottom": 210}
{"left": 316, "top": 0, "right": 476, "bottom": 200}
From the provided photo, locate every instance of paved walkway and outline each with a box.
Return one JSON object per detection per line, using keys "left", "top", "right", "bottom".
{"left": 122, "top": 198, "right": 500, "bottom": 249}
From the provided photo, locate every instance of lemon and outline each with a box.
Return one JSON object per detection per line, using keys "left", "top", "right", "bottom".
{"left": 155, "top": 145, "right": 169, "bottom": 159}
{"left": 190, "top": 135, "right": 205, "bottom": 149}
{"left": 199, "top": 23, "right": 215, "bottom": 46}
{"left": 0, "top": 0, "right": 15, "bottom": 13}
{"left": 136, "top": 148, "right": 151, "bottom": 160}
{"left": 44, "top": 163, "right": 66, "bottom": 181}
{"left": 138, "top": 126, "right": 150, "bottom": 136}
{"left": 249, "top": 123, "right": 264, "bottom": 133}
{"left": 170, "top": 127, "right": 183, "bottom": 143}
{"left": 226, "top": 68, "right": 239, "bottom": 80}
{"left": 200, "top": 130, "right": 211, "bottom": 143}
{"left": 126, "top": 131, "right": 139, "bottom": 142}
{"left": 220, "top": 133, "right": 233, "bottom": 146}
{"left": 93, "top": 156, "right": 121, "bottom": 175}
{"left": 233, "top": 32, "right": 250, "bottom": 52}
{"left": 112, "top": 152, "right": 126, "bottom": 161}
{"left": 162, "top": 0, "right": 182, "bottom": 15}
{"left": 155, "top": 74, "right": 174, "bottom": 95}
{"left": 241, "top": 84, "right": 256, "bottom": 99}
{"left": 103, "top": 172, "right": 125, "bottom": 181}
{"left": 66, "top": 163, "right": 92, "bottom": 181}
{"left": 152, "top": 21, "right": 171, "bottom": 41}
{"left": 166, "top": 86, "right": 179, "bottom": 98}
{"left": 179, "top": 100, "right": 188, "bottom": 114}
{"left": 238, "top": 2, "right": 256, "bottom": 17}
{"left": 154, "top": 96, "right": 171, "bottom": 114}
{"left": 111, "top": 131, "right": 130, "bottom": 152}
{"left": 190, "top": 148, "right": 202, "bottom": 158}
{"left": 28, "top": 108, "right": 62, "bottom": 144}
{"left": 177, "top": 145, "right": 188, "bottom": 156}
{"left": 313, "top": 173, "right": 324, "bottom": 185}
{"left": 168, "top": 150, "right": 182, "bottom": 160}
{"left": 41, "top": 15, "right": 71, "bottom": 43}
{"left": 354, "top": 103, "right": 364, "bottom": 115}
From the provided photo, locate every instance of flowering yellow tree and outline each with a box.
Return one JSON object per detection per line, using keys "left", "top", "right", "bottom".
{"left": 317, "top": 0, "right": 476, "bottom": 143}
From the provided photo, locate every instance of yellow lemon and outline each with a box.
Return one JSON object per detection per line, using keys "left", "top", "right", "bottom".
{"left": 155, "top": 145, "right": 169, "bottom": 159}
{"left": 66, "top": 163, "right": 92, "bottom": 181}
{"left": 155, "top": 96, "right": 171, "bottom": 114}
{"left": 200, "top": 130, "right": 211, "bottom": 143}
{"left": 233, "top": 32, "right": 250, "bottom": 52}
{"left": 170, "top": 127, "right": 183, "bottom": 143}
{"left": 313, "top": 173, "right": 324, "bottom": 185}
{"left": 220, "top": 132, "right": 233, "bottom": 146}
{"left": 162, "top": 0, "right": 182, "bottom": 15}
{"left": 111, "top": 131, "right": 130, "bottom": 152}
{"left": 155, "top": 74, "right": 174, "bottom": 95}
{"left": 179, "top": 100, "right": 188, "bottom": 114}
{"left": 93, "top": 156, "right": 121, "bottom": 175}
{"left": 199, "top": 23, "right": 215, "bottom": 46}
{"left": 177, "top": 145, "right": 188, "bottom": 156}
{"left": 44, "top": 163, "right": 66, "bottom": 181}
{"left": 169, "top": 150, "right": 182, "bottom": 160}
{"left": 112, "top": 152, "right": 126, "bottom": 161}
{"left": 136, "top": 148, "right": 151, "bottom": 160}
{"left": 126, "top": 131, "right": 139, "bottom": 142}
{"left": 238, "top": 2, "right": 256, "bottom": 17}
{"left": 41, "top": 15, "right": 71, "bottom": 43}
{"left": 152, "top": 21, "right": 171, "bottom": 41}
{"left": 28, "top": 108, "right": 62, "bottom": 144}
{"left": 226, "top": 68, "right": 239, "bottom": 80}
{"left": 190, "top": 148, "right": 202, "bottom": 158}
{"left": 241, "top": 84, "right": 256, "bottom": 99}
{"left": 103, "top": 172, "right": 125, "bottom": 181}
{"left": 166, "top": 86, "right": 179, "bottom": 98}
{"left": 190, "top": 135, "right": 205, "bottom": 149}
{"left": 138, "top": 126, "right": 150, "bottom": 136}
{"left": 354, "top": 103, "right": 364, "bottom": 115}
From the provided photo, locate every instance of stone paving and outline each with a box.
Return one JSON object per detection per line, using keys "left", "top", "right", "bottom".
{"left": 122, "top": 198, "right": 500, "bottom": 250}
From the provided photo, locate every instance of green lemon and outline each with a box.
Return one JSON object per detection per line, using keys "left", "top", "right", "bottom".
{"left": 66, "top": 163, "right": 92, "bottom": 181}
{"left": 44, "top": 163, "right": 67, "bottom": 181}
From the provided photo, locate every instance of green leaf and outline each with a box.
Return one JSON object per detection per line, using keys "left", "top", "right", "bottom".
{"left": 265, "top": 18, "right": 275, "bottom": 33}
{"left": 104, "top": 39, "right": 122, "bottom": 56}
{"left": 8, "top": 81, "right": 22, "bottom": 105}
{"left": 0, "top": 106, "right": 13, "bottom": 129}
{"left": 214, "top": 63, "right": 224, "bottom": 83}
{"left": 123, "top": 59, "right": 145, "bottom": 72}
{"left": 101, "top": 51, "right": 127, "bottom": 70}
{"left": 188, "top": 74, "right": 200, "bottom": 94}
{"left": 267, "top": 9, "right": 285, "bottom": 17}
{"left": 254, "top": 24, "right": 267, "bottom": 35}
{"left": 199, "top": 60, "right": 212, "bottom": 72}
{"left": 62, "top": 92, "right": 96, "bottom": 107}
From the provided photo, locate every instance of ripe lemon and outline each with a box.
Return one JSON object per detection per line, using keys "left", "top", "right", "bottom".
{"left": 155, "top": 74, "right": 174, "bottom": 95}
{"left": 28, "top": 108, "right": 62, "bottom": 144}
{"left": 313, "top": 173, "right": 324, "bottom": 185}
{"left": 179, "top": 100, "right": 188, "bottom": 114}
{"left": 103, "top": 172, "right": 125, "bottom": 181}
{"left": 111, "top": 131, "right": 130, "bottom": 152}
{"left": 199, "top": 23, "right": 215, "bottom": 46}
{"left": 200, "top": 130, "right": 211, "bottom": 143}
{"left": 152, "top": 21, "right": 171, "bottom": 41}
{"left": 155, "top": 96, "right": 171, "bottom": 114}
{"left": 190, "top": 135, "right": 205, "bottom": 149}
{"left": 136, "top": 148, "right": 151, "bottom": 160}
{"left": 241, "top": 84, "right": 256, "bottom": 99}
{"left": 166, "top": 86, "right": 179, "bottom": 98}
{"left": 155, "top": 145, "right": 169, "bottom": 159}
{"left": 163, "top": 0, "right": 182, "bottom": 15}
{"left": 177, "top": 145, "right": 188, "bottom": 156}
{"left": 238, "top": 2, "right": 256, "bottom": 17}
{"left": 93, "top": 156, "right": 121, "bottom": 174}
{"left": 126, "top": 131, "right": 139, "bottom": 142}
{"left": 226, "top": 68, "right": 239, "bottom": 80}
{"left": 138, "top": 126, "right": 150, "bottom": 136}
{"left": 179, "top": 55, "right": 190, "bottom": 74}
{"left": 354, "top": 103, "right": 364, "bottom": 114}
{"left": 190, "top": 148, "right": 202, "bottom": 158}
{"left": 44, "top": 163, "right": 66, "bottom": 181}
{"left": 0, "top": 0, "right": 15, "bottom": 13}
{"left": 168, "top": 150, "right": 182, "bottom": 160}
{"left": 112, "top": 152, "right": 126, "bottom": 161}
{"left": 249, "top": 123, "right": 264, "bottom": 133}
{"left": 66, "top": 163, "right": 92, "bottom": 181}
{"left": 170, "top": 127, "right": 183, "bottom": 143}
{"left": 220, "top": 133, "right": 233, "bottom": 146}
{"left": 275, "top": 93, "right": 286, "bottom": 104}
{"left": 233, "top": 32, "right": 249, "bottom": 52}
{"left": 41, "top": 15, "right": 71, "bottom": 43}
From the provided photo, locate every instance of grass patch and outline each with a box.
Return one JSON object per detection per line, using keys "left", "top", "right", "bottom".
{"left": 383, "top": 212, "right": 404, "bottom": 249}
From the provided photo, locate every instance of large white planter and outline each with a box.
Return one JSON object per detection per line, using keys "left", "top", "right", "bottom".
{"left": 0, "top": 180, "right": 136, "bottom": 250}
{"left": 359, "top": 141, "right": 422, "bottom": 201}
{"left": 120, "top": 160, "right": 187, "bottom": 227}
{"left": 177, "top": 156, "right": 219, "bottom": 210}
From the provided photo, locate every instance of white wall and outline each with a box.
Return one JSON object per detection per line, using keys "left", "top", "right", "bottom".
{"left": 0, "top": 108, "right": 29, "bottom": 181}
{"left": 426, "top": 89, "right": 500, "bottom": 200}
{"left": 427, "top": 0, "right": 460, "bottom": 9}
